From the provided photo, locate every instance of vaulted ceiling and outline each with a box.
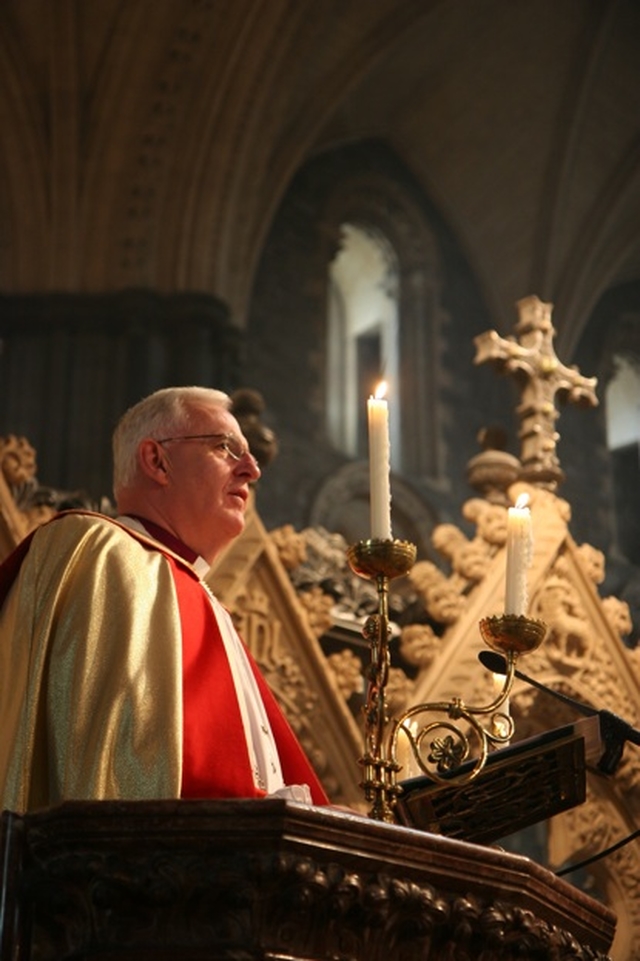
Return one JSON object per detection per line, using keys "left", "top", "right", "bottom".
{"left": 1, "top": 0, "right": 638, "bottom": 357}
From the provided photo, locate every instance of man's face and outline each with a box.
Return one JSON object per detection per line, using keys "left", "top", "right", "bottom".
{"left": 159, "top": 403, "right": 261, "bottom": 563}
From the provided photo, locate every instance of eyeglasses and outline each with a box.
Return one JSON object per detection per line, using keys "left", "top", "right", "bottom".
{"left": 155, "top": 433, "right": 256, "bottom": 464}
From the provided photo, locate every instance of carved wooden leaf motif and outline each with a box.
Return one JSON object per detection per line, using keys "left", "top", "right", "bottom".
{"left": 23, "top": 842, "right": 612, "bottom": 961}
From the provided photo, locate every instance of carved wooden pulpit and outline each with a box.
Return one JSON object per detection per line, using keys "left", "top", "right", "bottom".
{"left": 0, "top": 799, "right": 616, "bottom": 960}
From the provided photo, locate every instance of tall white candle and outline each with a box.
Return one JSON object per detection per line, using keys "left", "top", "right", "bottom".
{"left": 367, "top": 382, "right": 392, "bottom": 540}
{"left": 505, "top": 493, "right": 533, "bottom": 615}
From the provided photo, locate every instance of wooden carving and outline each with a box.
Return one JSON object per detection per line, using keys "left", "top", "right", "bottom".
{"left": 0, "top": 799, "right": 616, "bottom": 960}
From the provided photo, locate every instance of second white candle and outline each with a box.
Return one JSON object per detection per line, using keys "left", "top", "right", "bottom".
{"left": 504, "top": 493, "right": 533, "bottom": 615}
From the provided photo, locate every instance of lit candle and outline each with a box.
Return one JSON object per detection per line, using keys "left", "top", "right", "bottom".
{"left": 504, "top": 493, "right": 533, "bottom": 615}
{"left": 367, "top": 382, "right": 392, "bottom": 540}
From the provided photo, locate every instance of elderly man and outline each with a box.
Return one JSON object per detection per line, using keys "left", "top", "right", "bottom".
{"left": 0, "top": 386, "right": 329, "bottom": 812}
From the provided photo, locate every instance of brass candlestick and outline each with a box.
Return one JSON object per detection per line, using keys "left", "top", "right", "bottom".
{"left": 347, "top": 537, "right": 417, "bottom": 822}
{"left": 348, "top": 535, "right": 547, "bottom": 821}
{"left": 389, "top": 613, "right": 547, "bottom": 789}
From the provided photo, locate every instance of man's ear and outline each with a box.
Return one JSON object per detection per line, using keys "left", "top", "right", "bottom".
{"left": 138, "top": 439, "right": 170, "bottom": 485}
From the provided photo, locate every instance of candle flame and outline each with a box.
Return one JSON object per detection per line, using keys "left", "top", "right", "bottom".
{"left": 374, "top": 381, "right": 388, "bottom": 400}
{"left": 514, "top": 493, "right": 530, "bottom": 510}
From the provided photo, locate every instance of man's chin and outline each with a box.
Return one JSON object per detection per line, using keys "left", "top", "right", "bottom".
{"left": 202, "top": 510, "right": 245, "bottom": 555}
{"left": 221, "top": 511, "right": 246, "bottom": 542}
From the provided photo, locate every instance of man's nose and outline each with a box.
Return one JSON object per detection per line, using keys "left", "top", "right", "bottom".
{"left": 237, "top": 450, "right": 261, "bottom": 480}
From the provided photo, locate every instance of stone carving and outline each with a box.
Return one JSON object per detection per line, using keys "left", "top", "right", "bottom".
{"left": 474, "top": 296, "right": 598, "bottom": 489}
{"left": 231, "top": 585, "right": 319, "bottom": 720}
{"left": 393, "top": 486, "right": 638, "bottom": 956}
{"left": 431, "top": 523, "right": 494, "bottom": 583}
{"left": 462, "top": 497, "right": 510, "bottom": 546}
{"left": 0, "top": 433, "right": 105, "bottom": 531}
{"left": 535, "top": 574, "right": 592, "bottom": 668}
{"left": 0, "top": 435, "right": 55, "bottom": 536}
{"left": 0, "top": 433, "right": 101, "bottom": 555}
{"left": 269, "top": 522, "right": 308, "bottom": 570}
{"left": 601, "top": 596, "right": 633, "bottom": 641}
{"left": 326, "top": 648, "right": 364, "bottom": 701}
{"left": 407, "top": 559, "right": 468, "bottom": 625}
{"left": 270, "top": 523, "right": 381, "bottom": 625}
{"left": 466, "top": 426, "right": 521, "bottom": 504}
{"left": 398, "top": 623, "right": 439, "bottom": 671}
{"left": 0, "top": 434, "right": 38, "bottom": 487}
{"left": 553, "top": 789, "right": 640, "bottom": 961}
{"left": 385, "top": 668, "right": 416, "bottom": 717}
{"left": 297, "top": 585, "right": 335, "bottom": 637}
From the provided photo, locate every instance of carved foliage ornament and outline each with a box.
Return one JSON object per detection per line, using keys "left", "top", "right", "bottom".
{"left": 23, "top": 845, "right": 610, "bottom": 961}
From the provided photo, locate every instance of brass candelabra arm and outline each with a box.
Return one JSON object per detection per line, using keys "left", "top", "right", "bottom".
{"left": 389, "top": 614, "right": 547, "bottom": 787}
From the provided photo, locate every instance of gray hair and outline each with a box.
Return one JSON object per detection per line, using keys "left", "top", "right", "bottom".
{"left": 112, "top": 386, "right": 231, "bottom": 494}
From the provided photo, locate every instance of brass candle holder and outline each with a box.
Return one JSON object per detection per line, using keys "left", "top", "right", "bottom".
{"left": 348, "top": 534, "right": 547, "bottom": 821}
{"left": 347, "top": 537, "right": 417, "bottom": 822}
{"left": 388, "top": 613, "right": 547, "bottom": 795}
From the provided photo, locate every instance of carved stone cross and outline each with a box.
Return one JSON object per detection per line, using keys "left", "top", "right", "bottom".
{"left": 474, "top": 295, "right": 598, "bottom": 490}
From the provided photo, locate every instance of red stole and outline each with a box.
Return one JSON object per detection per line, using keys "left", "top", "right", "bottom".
{"left": 168, "top": 553, "right": 329, "bottom": 804}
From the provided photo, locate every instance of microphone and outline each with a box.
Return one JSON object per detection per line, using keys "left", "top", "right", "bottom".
{"left": 478, "top": 650, "right": 597, "bottom": 717}
{"left": 478, "top": 650, "right": 640, "bottom": 775}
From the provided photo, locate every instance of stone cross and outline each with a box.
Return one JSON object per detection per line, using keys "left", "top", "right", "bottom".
{"left": 473, "top": 295, "right": 598, "bottom": 490}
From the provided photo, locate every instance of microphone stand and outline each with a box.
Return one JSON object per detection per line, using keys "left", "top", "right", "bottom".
{"left": 479, "top": 650, "right": 640, "bottom": 775}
